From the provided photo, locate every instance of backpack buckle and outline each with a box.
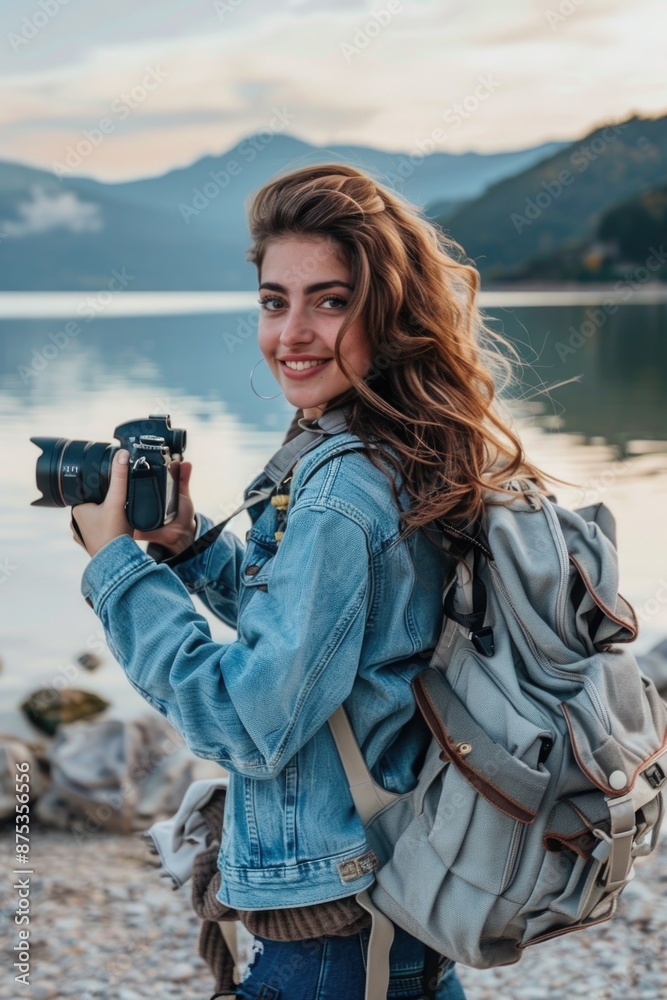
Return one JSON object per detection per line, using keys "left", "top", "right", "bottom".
{"left": 644, "top": 762, "right": 666, "bottom": 789}
{"left": 469, "top": 627, "right": 495, "bottom": 657}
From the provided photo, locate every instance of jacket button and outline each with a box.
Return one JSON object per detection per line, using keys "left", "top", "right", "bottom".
{"left": 246, "top": 564, "right": 261, "bottom": 576}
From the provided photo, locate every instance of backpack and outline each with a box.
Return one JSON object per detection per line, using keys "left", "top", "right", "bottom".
{"left": 326, "top": 479, "right": 667, "bottom": 1000}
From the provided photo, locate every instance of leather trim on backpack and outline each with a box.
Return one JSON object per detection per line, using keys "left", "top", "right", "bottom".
{"left": 569, "top": 554, "right": 638, "bottom": 645}
{"left": 413, "top": 671, "right": 550, "bottom": 825}
{"left": 519, "top": 894, "right": 619, "bottom": 950}
{"left": 560, "top": 701, "right": 667, "bottom": 796}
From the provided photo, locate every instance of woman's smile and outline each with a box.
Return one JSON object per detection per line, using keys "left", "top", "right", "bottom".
{"left": 279, "top": 357, "right": 333, "bottom": 379}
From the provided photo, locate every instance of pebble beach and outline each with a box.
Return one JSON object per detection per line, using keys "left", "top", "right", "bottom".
{"left": 1, "top": 819, "right": 665, "bottom": 1000}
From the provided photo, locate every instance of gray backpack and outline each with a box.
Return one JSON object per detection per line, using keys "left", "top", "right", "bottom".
{"left": 327, "top": 480, "right": 667, "bottom": 1000}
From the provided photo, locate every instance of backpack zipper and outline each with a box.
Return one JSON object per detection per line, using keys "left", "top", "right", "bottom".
{"left": 539, "top": 496, "right": 570, "bottom": 646}
{"left": 501, "top": 819, "right": 527, "bottom": 892}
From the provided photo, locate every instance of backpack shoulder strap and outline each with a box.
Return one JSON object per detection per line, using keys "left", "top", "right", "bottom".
{"left": 157, "top": 407, "right": 353, "bottom": 569}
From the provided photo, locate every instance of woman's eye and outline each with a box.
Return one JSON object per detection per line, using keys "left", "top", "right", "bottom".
{"left": 320, "top": 294, "right": 347, "bottom": 308}
{"left": 257, "top": 296, "right": 283, "bottom": 311}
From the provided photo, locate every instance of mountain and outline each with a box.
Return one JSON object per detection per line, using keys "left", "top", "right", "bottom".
{"left": 491, "top": 181, "right": 667, "bottom": 283}
{"left": 437, "top": 114, "right": 667, "bottom": 281}
{"left": 0, "top": 135, "right": 564, "bottom": 291}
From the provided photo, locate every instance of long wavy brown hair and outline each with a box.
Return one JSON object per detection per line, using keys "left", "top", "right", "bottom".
{"left": 245, "top": 162, "right": 571, "bottom": 544}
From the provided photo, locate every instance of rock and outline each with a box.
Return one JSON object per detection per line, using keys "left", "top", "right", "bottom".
{"left": 21, "top": 687, "right": 109, "bottom": 735}
{"left": 34, "top": 714, "right": 198, "bottom": 833}
{"left": 76, "top": 651, "right": 103, "bottom": 672}
{"left": 168, "top": 962, "right": 196, "bottom": 982}
{"left": 30, "top": 986, "right": 58, "bottom": 999}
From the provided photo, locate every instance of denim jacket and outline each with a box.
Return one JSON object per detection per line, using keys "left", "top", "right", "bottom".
{"left": 81, "top": 429, "right": 450, "bottom": 909}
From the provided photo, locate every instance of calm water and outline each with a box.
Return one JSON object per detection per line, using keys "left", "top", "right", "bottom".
{"left": 1, "top": 298, "right": 666, "bottom": 739}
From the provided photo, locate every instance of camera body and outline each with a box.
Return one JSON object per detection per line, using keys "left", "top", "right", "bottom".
{"left": 31, "top": 413, "right": 187, "bottom": 532}
{"left": 115, "top": 415, "right": 184, "bottom": 531}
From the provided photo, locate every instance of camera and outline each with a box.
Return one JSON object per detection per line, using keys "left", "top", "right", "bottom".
{"left": 30, "top": 414, "right": 187, "bottom": 532}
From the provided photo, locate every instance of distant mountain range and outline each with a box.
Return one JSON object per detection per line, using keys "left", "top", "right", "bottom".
{"left": 437, "top": 114, "right": 667, "bottom": 283}
{"left": 0, "top": 135, "right": 563, "bottom": 291}
{"left": 1, "top": 116, "right": 665, "bottom": 290}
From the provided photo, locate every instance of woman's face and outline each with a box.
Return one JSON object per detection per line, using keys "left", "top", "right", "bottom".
{"left": 257, "top": 236, "right": 373, "bottom": 420}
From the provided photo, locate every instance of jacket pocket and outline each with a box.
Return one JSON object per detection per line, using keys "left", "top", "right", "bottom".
{"left": 238, "top": 537, "right": 276, "bottom": 617}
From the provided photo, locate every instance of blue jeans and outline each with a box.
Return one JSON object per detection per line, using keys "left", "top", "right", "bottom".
{"left": 234, "top": 923, "right": 467, "bottom": 999}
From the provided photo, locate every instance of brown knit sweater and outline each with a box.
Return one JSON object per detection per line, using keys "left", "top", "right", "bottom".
{"left": 191, "top": 789, "right": 371, "bottom": 995}
{"left": 191, "top": 407, "right": 371, "bottom": 995}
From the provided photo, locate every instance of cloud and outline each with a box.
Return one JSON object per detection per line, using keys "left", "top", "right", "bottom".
{"left": 2, "top": 185, "right": 103, "bottom": 237}
{"left": 0, "top": 0, "right": 664, "bottom": 181}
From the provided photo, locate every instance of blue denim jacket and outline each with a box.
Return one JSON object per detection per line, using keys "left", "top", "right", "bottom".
{"left": 81, "top": 430, "right": 449, "bottom": 909}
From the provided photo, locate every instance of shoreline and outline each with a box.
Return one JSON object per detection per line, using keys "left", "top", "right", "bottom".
{"left": 1, "top": 282, "right": 666, "bottom": 320}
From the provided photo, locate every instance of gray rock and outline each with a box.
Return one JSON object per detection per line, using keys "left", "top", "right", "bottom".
{"left": 30, "top": 986, "right": 58, "bottom": 1000}
{"left": 167, "top": 962, "right": 196, "bottom": 982}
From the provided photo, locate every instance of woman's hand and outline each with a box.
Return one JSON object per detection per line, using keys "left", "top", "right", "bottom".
{"left": 132, "top": 459, "right": 197, "bottom": 556}
{"left": 70, "top": 449, "right": 133, "bottom": 558}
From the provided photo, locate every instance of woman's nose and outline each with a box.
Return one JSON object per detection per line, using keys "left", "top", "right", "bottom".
{"left": 279, "top": 304, "right": 314, "bottom": 345}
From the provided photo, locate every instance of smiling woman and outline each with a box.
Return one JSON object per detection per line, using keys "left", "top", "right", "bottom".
{"left": 71, "top": 162, "right": 568, "bottom": 1000}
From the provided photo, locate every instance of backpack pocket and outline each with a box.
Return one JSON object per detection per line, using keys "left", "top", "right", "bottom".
{"left": 426, "top": 761, "right": 530, "bottom": 895}
{"left": 413, "top": 668, "right": 552, "bottom": 896}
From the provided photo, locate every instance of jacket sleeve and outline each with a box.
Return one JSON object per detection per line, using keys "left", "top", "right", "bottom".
{"left": 169, "top": 512, "right": 245, "bottom": 629}
{"left": 80, "top": 503, "right": 371, "bottom": 779}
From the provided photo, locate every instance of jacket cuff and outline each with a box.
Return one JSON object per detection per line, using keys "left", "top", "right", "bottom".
{"left": 81, "top": 533, "right": 155, "bottom": 614}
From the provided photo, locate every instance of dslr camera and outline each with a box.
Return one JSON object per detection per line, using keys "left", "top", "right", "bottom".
{"left": 30, "top": 414, "right": 186, "bottom": 532}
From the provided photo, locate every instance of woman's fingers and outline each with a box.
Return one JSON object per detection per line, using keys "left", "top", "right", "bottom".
{"left": 70, "top": 516, "right": 84, "bottom": 548}
{"left": 177, "top": 460, "right": 193, "bottom": 499}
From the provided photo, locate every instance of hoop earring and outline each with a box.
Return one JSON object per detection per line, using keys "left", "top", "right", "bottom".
{"left": 249, "top": 357, "right": 283, "bottom": 400}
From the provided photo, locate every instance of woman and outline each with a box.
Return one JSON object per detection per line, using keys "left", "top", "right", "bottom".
{"left": 70, "top": 164, "right": 557, "bottom": 999}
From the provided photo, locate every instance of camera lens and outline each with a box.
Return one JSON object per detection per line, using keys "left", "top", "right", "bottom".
{"left": 30, "top": 437, "right": 116, "bottom": 508}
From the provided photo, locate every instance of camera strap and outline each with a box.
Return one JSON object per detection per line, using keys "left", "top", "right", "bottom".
{"left": 156, "top": 407, "right": 351, "bottom": 570}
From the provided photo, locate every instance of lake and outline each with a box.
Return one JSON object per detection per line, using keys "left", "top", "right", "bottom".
{"left": 1, "top": 292, "right": 666, "bottom": 740}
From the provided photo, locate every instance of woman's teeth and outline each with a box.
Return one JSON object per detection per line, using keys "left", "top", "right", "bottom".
{"left": 283, "top": 359, "right": 329, "bottom": 370}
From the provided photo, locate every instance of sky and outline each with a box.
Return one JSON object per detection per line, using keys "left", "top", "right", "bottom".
{"left": 1, "top": 0, "right": 665, "bottom": 182}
